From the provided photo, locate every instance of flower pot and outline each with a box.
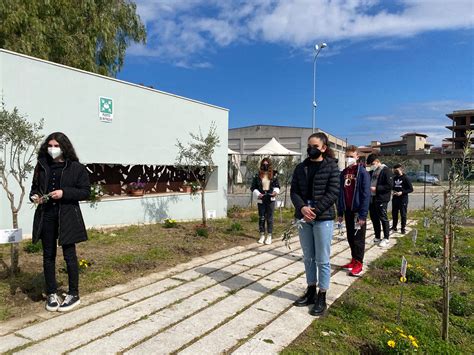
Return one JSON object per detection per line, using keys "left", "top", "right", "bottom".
{"left": 183, "top": 186, "right": 192, "bottom": 193}
{"left": 129, "top": 189, "right": 144, "bottom": 196}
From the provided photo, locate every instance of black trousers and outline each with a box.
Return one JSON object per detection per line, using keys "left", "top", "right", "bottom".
{"left": 257, "top": 201, "right": 275, "bottom": 234}
{"left": 392, "top": 196, "right": 408, "bottom": 230}
{"left": 369, "top": 200, "right": 390, "bottom": 240}
{"left": 42, "top": 206, "right": 79, "bottom": 296}
{"left": 344, "top": 210, "right": 367, "bottom": 263}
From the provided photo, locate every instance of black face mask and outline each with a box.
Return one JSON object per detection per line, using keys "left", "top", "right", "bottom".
{"left": 307, "top": 146, "right": 322, "bottom": 159}
{"left": 261, "top": 164, "right": 269, "bottom": 171}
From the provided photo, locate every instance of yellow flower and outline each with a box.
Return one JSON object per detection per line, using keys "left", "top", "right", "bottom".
{"left": 409, "top": 335, "right": 416, "bottom": 341}
{"left": 400, "top": 333, "right": 408, "bottom": 339}
{"left": 385, "top": 329, "right": 393, "bottom": 334}
{"left": 387, "top": 340, "right": 396, "bottom": 348}
{"left": 400, "top": 276, "right": 407, "bottom": 283}
{"left": 412, "top": 340, "right": 419, "bottom": 348}
{"left": 396, "top": 327, "right": 404, "bottom": 333}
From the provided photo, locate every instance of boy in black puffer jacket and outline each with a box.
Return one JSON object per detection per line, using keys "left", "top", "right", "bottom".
{"left": 366, "top": 153, "right": 393, "bottom": 248}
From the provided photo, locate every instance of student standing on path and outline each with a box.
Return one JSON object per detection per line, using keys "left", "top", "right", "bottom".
{"left": 366, "top": 153, "right": 393, "bottom": 248}
{"left": 30, "top": 132, "right": 91, "bottom": 312}
{"left": 337, "top": 146, "right": 371, "bottom": 277}
{"left": 291, "top": 133, "right": 340, "bottom": 316}
{"left": 251, "top": 157, "right": 280, "bottom": 245}
{"left": 391, "top": 164, "right": 413, "bottom": 234}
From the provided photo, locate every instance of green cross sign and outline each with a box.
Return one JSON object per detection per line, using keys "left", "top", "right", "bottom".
{"left": 99, "top": 97, "right": 114, "bottom": 123}
{"left": 100, "top": 97, "right": 113, "bottom": 114}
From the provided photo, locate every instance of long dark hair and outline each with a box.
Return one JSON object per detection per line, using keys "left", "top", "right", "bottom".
{"left": 307, "top": 132, "right": 335, "bottom": 159}
{"left": 259, "top": 157, "right": 274, "bottom": 179}
{"left": 38, "top": 132, "right": 79, "bottom": 162}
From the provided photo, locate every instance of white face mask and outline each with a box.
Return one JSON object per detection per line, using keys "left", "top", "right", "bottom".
{"left": 346, "top": 157, "right": 357, "bottom": 166}
{"left": 48, "top": 147, "right": 62, "bottom": 159}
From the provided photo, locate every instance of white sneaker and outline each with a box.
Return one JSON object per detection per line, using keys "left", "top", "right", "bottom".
{"left": 258, "top": 233, "right": 265, "bottom": 244}
{"left": 373, "top": 238, "right": 382, "bottom": 244}
{"left": 264, "top": 234, "right": 272, "bottom": 245}
{"left": 379, "top": 239, "right": 390, "bottom": 248}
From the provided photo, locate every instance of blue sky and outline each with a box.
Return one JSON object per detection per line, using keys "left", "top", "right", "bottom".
{"left": 118, "top": 0, "right": 474, "bottom": 146}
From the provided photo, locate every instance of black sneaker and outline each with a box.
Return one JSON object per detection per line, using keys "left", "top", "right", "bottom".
{"left": 58, "top": 294, "right": 80, "bottom": 312}
{"left": 45, "top": 293, "right": 61, "bottom": 312}
{"left": 401, "top": 229, "right": 406, "bottom": 234}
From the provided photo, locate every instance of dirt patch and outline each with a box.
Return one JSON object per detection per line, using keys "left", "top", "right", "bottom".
{"left": 0, "top": 210, "right": 294, "bottom": 322}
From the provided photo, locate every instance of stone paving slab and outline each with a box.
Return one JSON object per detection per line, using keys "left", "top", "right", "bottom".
{"left": 1, "top": 220, "right": 414, "bottom": 355}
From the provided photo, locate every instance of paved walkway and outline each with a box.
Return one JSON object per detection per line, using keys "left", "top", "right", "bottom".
{"left": 0, "top": 221, "right": 412, "bottom": 354}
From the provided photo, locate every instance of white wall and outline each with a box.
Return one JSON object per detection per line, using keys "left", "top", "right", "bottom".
{"left": 0, "top": 50, "right": 229, "bottom": 234}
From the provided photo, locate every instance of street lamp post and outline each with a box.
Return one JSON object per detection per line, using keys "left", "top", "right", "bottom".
{"left": 312, "top": 42, "right": 327, "bottom": 133}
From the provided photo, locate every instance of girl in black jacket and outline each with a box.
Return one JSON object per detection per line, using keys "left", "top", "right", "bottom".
{"left": 30, "top": 132, "right": 90, "bottom": 312}
{"left": 250, "top": 158, "right": 280, "bottom": 244}
{"left": 290, "top": 133, "right": 340, "bottom": 316}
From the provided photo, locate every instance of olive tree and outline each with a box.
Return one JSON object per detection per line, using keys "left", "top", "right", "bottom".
{"left": 0, "top": 103, "right": 44, "bottom": 274}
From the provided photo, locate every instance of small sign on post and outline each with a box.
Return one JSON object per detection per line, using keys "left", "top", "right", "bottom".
{"left": 0, "top": 229, "right": 22, "bottom": 244}
{"left": 397, "top": 256, "right": 408, "bottom": 323}
{"left": 99, "top": 97, "right": 114, "bottom": 123}
{"left": 412, "top": 229, "right": 418, "bottom": 246}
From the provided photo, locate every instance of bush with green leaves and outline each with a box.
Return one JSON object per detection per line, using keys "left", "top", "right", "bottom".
{"left": 195, "top": 225, "right": 209, "bottom": 238}
{"left": 23, "top": 241, "right": 42, "bottom": 254}
{"left": 227, "top": 222, "right": 243, "bottom": 232}
{"left": 450, "top": 293, "right": 472, "bottom": 316}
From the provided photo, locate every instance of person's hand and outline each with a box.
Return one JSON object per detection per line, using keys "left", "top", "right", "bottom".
{"left": 271, "top": 192, "right": 277, "bottom": 197}
{"left": 397, "top": 192, "right": 403, "bottom": 196}
{"left": 258, "top": 193, "right": 264, "bottom": 199}
{"left": 337, "top": 216, "right": 343, "bottom": 223}
{"left": 50, "top": 190, "right": 63, "bottom": 199}
{"left": 358, "top": 219, "right": 366, "bottom": 226}
{"left": 31, "top": 194, "right": 44, "bottom": 204}
{"left": 370, "top": 186, "right": 376, "bottom": 192}
{"left": 301, "top": 206, "right": 316, "bottom": 222}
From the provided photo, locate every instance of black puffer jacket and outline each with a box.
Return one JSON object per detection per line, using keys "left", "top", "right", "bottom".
{"left": 291, "top": 157, "right": 340, "bottom": 221}
{"left": 30, "top": 158, "right": 90, "bottom": 245}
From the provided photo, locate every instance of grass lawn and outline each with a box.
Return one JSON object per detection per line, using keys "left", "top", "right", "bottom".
{"left": 283, "top": 210, "right": 474, "bottom": 354}
{"left": 0, "top": 207, "right": 295, "bottom": 322}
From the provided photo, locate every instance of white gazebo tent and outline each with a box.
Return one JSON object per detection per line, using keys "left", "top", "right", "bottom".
{"left": 251, "top": 137, "right": 301, "bottom": 156}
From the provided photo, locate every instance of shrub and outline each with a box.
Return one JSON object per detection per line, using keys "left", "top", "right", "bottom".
{"left": 23, "top": 241, "right": 42, "bottom": 254}
{"left": 163, "top": 218, "right": 177, "bottom": 228}
{"left": 450, "top": 293, "right": 473, "bottom": 316}
{"left": 227, "top": 205, "right": 243, "bottom": 217}
{"left": 227, "top": 222, "right": 243, "bottom": 232}
{"left": 422, "top": 244, "right": 443, "bottom": 258}
{"left": 458, "top": 255, "right": 473, "bottom": 268}
{"left": 380, "top": 326, "right": 420, "bottom": 353}
{"left": 406, "top": 264, "right": 429, "bottom": 283}
{"left": 195, "top": 225, "right": 209, "bottom": 237}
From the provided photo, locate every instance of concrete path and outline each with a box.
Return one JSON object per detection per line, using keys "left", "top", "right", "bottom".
{"left": 0, "top": 221, "right": 412, "bottom": 354}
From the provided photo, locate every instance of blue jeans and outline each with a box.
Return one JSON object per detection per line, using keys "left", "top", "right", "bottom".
{"left": 298, "top": 220, "right": 334, "bottom": 291}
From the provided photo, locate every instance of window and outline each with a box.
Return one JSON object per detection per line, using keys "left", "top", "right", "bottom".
{"left": 86, "top": 164, "right": 204, "bottom": 196}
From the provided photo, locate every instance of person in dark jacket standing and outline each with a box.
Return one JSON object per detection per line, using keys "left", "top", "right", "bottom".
{"left": 337, "top": 146, "right": 371, "bottom": 276}
{"left": 30, "top": 132, "right": 90, "bottom": 312}
{"left": 291, "top": 133, "right": 340, "bottom": 316}
{"left": 251, "top": 157, "right": 280, "bottom": 245}
{"left": 366, "top": 153, "right": 393, "bottom": 248}
{"left": 391, "top": 164, "right": 413, "bottom": 234}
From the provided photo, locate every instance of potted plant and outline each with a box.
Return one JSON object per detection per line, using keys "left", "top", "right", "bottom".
{"left": 182, "top": 181, "right": 192, "bottom": 193}
{"left": 128, "top": 179, "right": 146, "bottom": 196}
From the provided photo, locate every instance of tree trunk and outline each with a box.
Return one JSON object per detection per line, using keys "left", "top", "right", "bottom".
{"left": 284, "top": 184, "right": 288, "bottom": 208}
{"left": 201, "top": 189, "right": 207, "bottom": 227}
{"left": 11, "top": 211, "right": 20, "bottom": 276}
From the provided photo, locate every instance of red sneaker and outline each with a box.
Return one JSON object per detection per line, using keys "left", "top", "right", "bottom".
{"left": 350, "top": 261, "right": 363, "bottom": 276}
{"left": 342, "top": 258, "right": 355, "bottom": 270}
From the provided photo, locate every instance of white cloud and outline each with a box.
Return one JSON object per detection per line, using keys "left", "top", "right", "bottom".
{"left": 131, "top": 0, "right": 474, "bottom": 66}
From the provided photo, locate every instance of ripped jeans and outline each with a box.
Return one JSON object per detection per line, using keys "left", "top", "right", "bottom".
{"left": 298, "top": 220, "right": 334, "bottom": 291}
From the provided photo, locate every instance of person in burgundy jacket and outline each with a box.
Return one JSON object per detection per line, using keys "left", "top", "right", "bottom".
{"left": 337, "top": 146, "right": 371, "bottom": 276}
